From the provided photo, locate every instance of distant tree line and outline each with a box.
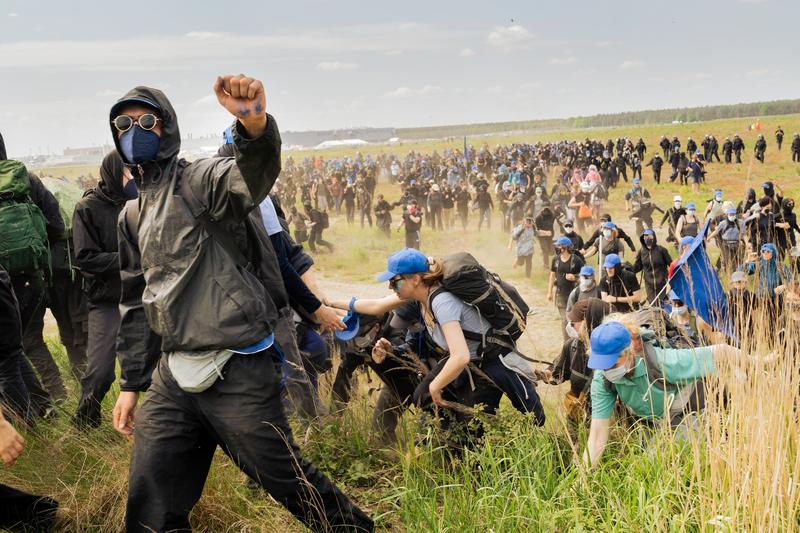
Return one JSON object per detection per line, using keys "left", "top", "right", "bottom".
{"left": 397, "top": 99, "right": 800, "bottom": 140}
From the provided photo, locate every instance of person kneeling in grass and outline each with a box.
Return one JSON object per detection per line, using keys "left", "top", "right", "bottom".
{"left": 583, "top": 314, "right": 740, "bottom": 466}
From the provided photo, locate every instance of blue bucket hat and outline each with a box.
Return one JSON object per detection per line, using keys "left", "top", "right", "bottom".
{"left": 377, "top": 248, "right": 430, "bottom": 282}
{"left": 335, "top": 297, "right": 361, "bottom": 341}
{"left": 603, "top": 253, "right": 621, "bottom": 268}
{"left": 588, "top": 321, "right": 632, "bottom": 370}
{"left": 580, "top": 265, "right": 595, "bottom": 277}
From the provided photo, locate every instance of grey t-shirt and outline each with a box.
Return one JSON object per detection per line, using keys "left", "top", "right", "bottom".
{"left": 427, "top": 290, "right": 491, "bottom": 359}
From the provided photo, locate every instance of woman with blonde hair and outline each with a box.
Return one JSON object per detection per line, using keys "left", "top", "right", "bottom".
{"left": 352, "top": 249, "right": 546, "bottom": 440}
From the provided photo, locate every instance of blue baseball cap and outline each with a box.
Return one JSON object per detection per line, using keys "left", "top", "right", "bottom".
{"left": 762, "top": 182, "right": 771, "bottom": 189}
{"left": 580, "top": 265, "right": 595, "bottom": 277}
{"left": 110, "top": 96, "right": 161, "bottom": 118}
{"left": 335, "top": 310, "right": 361, "bottom": 341}
{"left": 603, "top": 253, "right": 621, "bottom": 268}
{"left": 686, "top": 202, "right": 696, "bottom": 210}
{"left": 602, "top": 221, "right": 616, "bottom": 230}
{"left": 588, "top": 322, "right": 632, "bottom": 370}
{"left": 632, "top": 177, "right": 641, "bottom": 184}
{"left": 555, "top": 236, "right": 573, "bottom": 247}
{"left": 643, "top": 229, "right": 655, "bottom": 236}
{"left": 725, "top": 207, "right": 736, "bottom": 215}
{"left": 680, "top": 236, "right": 695, "bottom": 247}
{"left": 377, "top": 248, "right": 430, "bottom": 282}
{"left": 668, "top": 290, "right": 681, "bottom": 301}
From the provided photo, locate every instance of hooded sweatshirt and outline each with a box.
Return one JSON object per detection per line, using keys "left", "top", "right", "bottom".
{"left": 113, "top": 86, "right": 284, "bottom": 374}
{"left": 634, "top": 232, "right": 672, "bottom": 299}
{"left": 72, "top": 151, "right": 127, "bottom": 303}
{"left": 744, "top": 243, "right": 790, "bottom": 298}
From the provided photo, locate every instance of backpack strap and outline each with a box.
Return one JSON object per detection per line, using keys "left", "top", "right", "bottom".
{"left": 124, "top": 199, "right": 140, "bottom": 244}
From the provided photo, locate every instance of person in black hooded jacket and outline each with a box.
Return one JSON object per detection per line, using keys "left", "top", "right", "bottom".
{"left": 109, "top": 76, "right": 372, "bottom": 532}
{"left": 71, "top": 150, "right": 132, "bottom": 428}
{"left": 633, "top": 229, "right": 672, "bottom": 304}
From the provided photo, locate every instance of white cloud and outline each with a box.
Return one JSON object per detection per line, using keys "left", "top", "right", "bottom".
{"left": 486, "top": 25, "right": 533, "bottom": 51}
{"left": 548, "top": 56, "right": 577, "bottom": 65}
{"left": 0, "top": 23, "right": 469, "bottom": 71}
{"left": 185, "top": 31, "right": 226, "bottom": 40}
{"left": 460, "top": 48, "right": 475, "bottom": 57}
{"left": 746, "top": 68, "right": 771, "bottom": 76}
{"left": 382, "top": 85, "right": 443, "bottom": 98}
{"left": 619, "top": 59, "right": 645, "bottom": 70}
{"left": 485, "top": 86, "right": 503, "bottom": 94}
{"left": 94, "top": 89, "right": 120, "bottom": 97}
{"left": 8, "top": 12, "right": 19, "bottom": 17}
{"left": 316, "top": 61, "right": 359, "bottom": 71}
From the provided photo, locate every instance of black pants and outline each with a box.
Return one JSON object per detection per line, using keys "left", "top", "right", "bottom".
{"left": 404, "top": 229, "right": 420, "bottom": 249}
{"left": 793, "top": 150, "right": 800, "bottom": 162}
{"left": 275, "top": 309, "right": 326, "bottom": 418}
{"left": 77, "top": 302, "right": 120, "bottom": 414}
{"left": 0, "top": 482, "right": 58, "bottom": 531}
{"left": 308, "top": 227, "right": 333, "bottom": 253}
{"left": 735, "top": 150, "right": 743, "bottom": 163}
{"left": 457, "top": 209, "right": 468, "bottom": 230}
{"left": 22, "top": 295, "right": 67, "bottom": 401}
{"left": 359, "top": 208, "right": 372, "bottom": 228}
{"left": 429, "top": 206, "right": 443, "bottom": 230}
{"left": 7, "top": 275, "right": 51, "bottom": 419}
{"left": 127, "top": 349, "right": 373, "bottom": 532}
{"left": 345, "top": 202, "right": 355, "bottom": 224}
{"left": 47, "top": 268, "right": 88, "bottom": 381}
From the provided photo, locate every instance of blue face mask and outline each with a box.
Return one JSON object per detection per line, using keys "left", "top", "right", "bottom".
{"left": 123, "top": 179, "right": 138, "bottom": 199}
{"left": 120, "top": 125, "right": 160, "bottom": 164}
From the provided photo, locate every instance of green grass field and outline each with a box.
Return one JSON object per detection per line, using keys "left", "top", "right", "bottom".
{"left": 10, "top": 114, "right": 800, "bottom": 532}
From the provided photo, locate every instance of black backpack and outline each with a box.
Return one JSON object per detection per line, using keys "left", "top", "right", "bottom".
{"left": 320, "top": 210, "right": 330, "bottom": 229}
{"left": 428, "top": 252, "right": 529, "bottom": 360}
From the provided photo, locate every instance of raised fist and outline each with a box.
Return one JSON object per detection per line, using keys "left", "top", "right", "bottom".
{"left": 213, "top": 74, "right": 267, "bottom": 138}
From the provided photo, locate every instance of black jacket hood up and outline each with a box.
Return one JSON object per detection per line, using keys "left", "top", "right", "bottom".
{"left": 109, "top": 87, "right": 181, "bottom": 178}
{"left": 95, "top": 150, "right": 127, "bottom": 205}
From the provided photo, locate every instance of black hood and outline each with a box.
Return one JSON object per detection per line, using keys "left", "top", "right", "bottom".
{"left": 746, "top": 188, "right": 756, "bottom": 201}
{"left": 109, "top": 86, "right": 181, "bottom": 172}
{"left": 639, "top": 231, "right": 658, "bottom": 247}
{"left": 96, "top": 150, "right": 127, "bottom": 205}
{"left": 0, "top": 132, "right": 6, "bottom": 160}
{"left": 762, "top": 181, "right": 775, "bottom": 198}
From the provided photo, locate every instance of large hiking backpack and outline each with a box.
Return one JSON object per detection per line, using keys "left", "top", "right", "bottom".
{"left": 0, "top": 160, "right": 51, "bottom": 275}
{"left": 604, "top": 327, "right": 706, "bottom": 426}
{"left": 429, "top": 252, "right": 530, "bottom": 359}
{"left": 40, "top": 177, "right": 83, "bottom": 238}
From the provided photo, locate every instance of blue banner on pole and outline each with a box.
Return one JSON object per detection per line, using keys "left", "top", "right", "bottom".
{"left": 668, "top": 219, "right": 734, "bottom": 338}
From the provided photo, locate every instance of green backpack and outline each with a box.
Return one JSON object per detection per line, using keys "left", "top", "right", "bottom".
{"left": 40, "top": 176, "right": 83, "bottom": 238}
{"left": 0, "top": 160, "right": 51, "bottom": 275}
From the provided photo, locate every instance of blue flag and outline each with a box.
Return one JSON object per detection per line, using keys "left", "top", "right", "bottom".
{"left": 668, "top": 219, "right": 734, "bottom": 338}
{"left": 463, "top": 136, "right": 469, "bottom": 165}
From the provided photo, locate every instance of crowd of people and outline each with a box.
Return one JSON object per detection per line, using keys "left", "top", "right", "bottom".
{"left": 1, "top": 74, "right": 799, "bottom": 531}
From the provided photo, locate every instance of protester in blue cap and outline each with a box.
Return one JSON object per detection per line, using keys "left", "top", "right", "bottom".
{"left": 584, "top": 317, "right": 738, "bottom": 466}
{"left": 598, "top": 254, "right": 641, "bottom": 312}
{"left": 634, "top": 228, "right": 672, "bottom": 304}
{"left": 709, "top": 207, "right": 745, "bottom": 272}
{"left": 549, "top": 236, "right": 585, "bottom": 340}
{"left": 584, "top": 221, "right": 624, "bottom": 260}
{"left": 566, "top": 264, "right": 600, "bottom": 313}
{"left": 371, "top": 249, "right": 545, "bottom": 434}
{"left": 675, "top": 202, "right": 700, "bottom": 240}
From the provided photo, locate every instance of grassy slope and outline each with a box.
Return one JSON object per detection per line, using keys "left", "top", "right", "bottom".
{"left": 12, "top": 115, "right": 800, "bottom": 532}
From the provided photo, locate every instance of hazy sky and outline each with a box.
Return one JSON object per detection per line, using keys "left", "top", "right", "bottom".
{"left": 1, "top": 0, "right": 796, "bottom": 156}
